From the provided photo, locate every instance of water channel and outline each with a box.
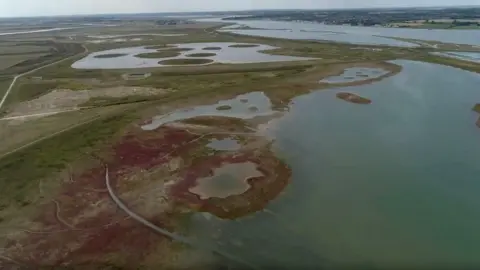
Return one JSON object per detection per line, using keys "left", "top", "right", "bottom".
{"left": 199, "top": 18, "right": 480, "bottom": 47}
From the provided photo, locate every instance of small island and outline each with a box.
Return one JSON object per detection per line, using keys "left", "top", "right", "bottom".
{"left": 93, "top": 53, "right": 127, "bottom": 59}
{"left": 144, "top": 44, "right": 171, "bottom": 50}
{"left": 158, "top": 58, "right": 214, "bottom": 65}
{"left": 472, "top": 104, "right": 480, "bottom": 128}
{"left": 135, "top": 51, "right": 181, "bottom": 58}
{"left": 216, "top": 105, "right": 232, "bottom": 111}
{"left": 203, "top": 47, "right": 222, "bottom": 50}
{"left": 472, "top": 103, "right": 480, "bottom": 114}
{"left": 336, "top": 92, "right": 372, "bottom": 104}
{"left": 229, "top": 44, "right": 259, "bottom": 48}
{"left": 186, "top": 53, "right": 217, "bottom": 57}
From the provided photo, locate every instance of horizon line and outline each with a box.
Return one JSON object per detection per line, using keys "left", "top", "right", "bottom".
{"left": 0, "top": 4, "right": 479, "bottom": 19}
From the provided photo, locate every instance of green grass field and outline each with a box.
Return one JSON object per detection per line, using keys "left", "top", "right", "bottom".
{"left": 0, "top": 104, "right": 137, "bottom": 206}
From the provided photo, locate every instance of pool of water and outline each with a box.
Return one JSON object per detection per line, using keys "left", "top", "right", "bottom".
{"left": 433, "top": 51, "right": 480, "bottom": 63}
{"left": 71, "top": 42, "right": 312, "bottom": 69}
{"left": 207, "top": 138, "right": 242, "bottom": 151}
{"left": 142, "top": 92, "right": 274, "bottom": 131}
{"left": 189, "top": 162, "right": 263, "bottom": 200}
{"left": 320, "top": 67, "right": 389, "bottom": 84}
{"left": 187, "top": 60, "right": 480, "bottom": 268}
{"left": 200, "top": 18, "right": 480, "bottom": 47}
{"left": 221, "top": 29, "right": 418, "bottom": 47}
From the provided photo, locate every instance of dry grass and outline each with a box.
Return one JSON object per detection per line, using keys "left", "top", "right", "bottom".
{"left": 0, "top": 45, "right": 51, "bottom": 55}
{"left": 0, "top": 53, "right": 48, "bottom": 70}
{"left": 0, "top": 105, "right": 131, "bottom": 157}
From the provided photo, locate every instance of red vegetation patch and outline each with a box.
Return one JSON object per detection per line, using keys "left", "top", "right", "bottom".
{"left": 336, "top": 92, "right": 372, "bottom": 104}
{"left": 5, "top": 127, "right": 199, "bottom": 267}
{"left": 169, "top": 151, "right": 291, "bottom": 219}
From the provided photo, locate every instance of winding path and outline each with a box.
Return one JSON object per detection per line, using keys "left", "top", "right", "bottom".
{"left": 0, "top": 45, "right": 88, "bottom": 110}
{"left": 104, "top": 165, "right": 259, "bottom": 269}
{"left": 103, "top": 129, "right": 262, "bottom": 269}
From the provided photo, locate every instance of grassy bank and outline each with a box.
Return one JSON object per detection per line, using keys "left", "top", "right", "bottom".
{"left": 412, "top": 54, "right": 480, "bottom": 73}
{"left": 0, "top": 105, "right": 137, "bottom": 206}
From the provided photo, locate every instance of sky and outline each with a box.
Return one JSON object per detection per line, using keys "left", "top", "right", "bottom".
{"left": 0, "top": 0, "right": 478, "bottom": 17}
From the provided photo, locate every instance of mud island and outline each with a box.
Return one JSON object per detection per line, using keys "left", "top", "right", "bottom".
{"left": 472, "top": 103, "right": 480, "bottom": 127}
{"left": 472, "top": 103, "right": 480, "bottom": 114}
{"left": 336, "top": 92, "right": 372, "bottom": 104}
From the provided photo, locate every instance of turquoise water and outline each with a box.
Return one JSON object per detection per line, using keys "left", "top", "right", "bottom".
{"left": 189, "top": 60, "right": 480, "bottom": 269}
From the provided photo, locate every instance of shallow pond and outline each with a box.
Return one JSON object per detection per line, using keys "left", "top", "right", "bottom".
{"left": 72, "top": 42, "right": 312, "bottom": 69}
{"left": 320, "top": 67, "right": 389, "bottom": 84}
{"left": 142, "top": 92, "right": 274, "bottom": 130}
{"left": 221, "top": 28, "right": 418, "bottom": 47}
{"left": 187, "top": 60, "right": 480, "bottom": 269}
{"left": 189, "top": 162, "right": 263, "bottom": 199}
{"left": 207, "top": 138, "right": 242, "bottom": 151}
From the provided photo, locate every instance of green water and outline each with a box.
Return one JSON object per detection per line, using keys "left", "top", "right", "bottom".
{"left": 189, "top": 60, "right": 480, "bottom": 269}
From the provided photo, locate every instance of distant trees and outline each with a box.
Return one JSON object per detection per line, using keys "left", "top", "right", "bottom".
{"left": 452, "top": 20, "right": 477, "bottom": 26}
{"left": 223, "top": 8, "right": 480, "bottom": 28}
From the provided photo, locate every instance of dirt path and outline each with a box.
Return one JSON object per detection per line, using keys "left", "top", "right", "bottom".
{"left": 0, "top": 109, "right": 81, "bottom": 121}
{"left": 0, "top": 45, "right": 88, "bottom": 110}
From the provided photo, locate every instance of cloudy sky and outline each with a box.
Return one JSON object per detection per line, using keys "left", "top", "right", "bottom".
{"left": 0, "top": 0, "right": 477, "bottom": 17}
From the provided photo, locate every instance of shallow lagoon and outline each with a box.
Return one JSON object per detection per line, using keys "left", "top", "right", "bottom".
{"left": 72, "top": 42, "right": 312, "bottom": 69}
{"left": 207, "top": 138, "right": 242, "bottom": 151}
{"left": 142, "top": 92, "right": 274, "bottom": 130}
{"left": 188, "top": 60, "right": 480, "bottom": 268}
{"left": 320, "top": 67, "right": 389, "bottom": 84}
{"left": 189, "top": 162, "right": 263, "bottom": 200}
{"left": 222, "top": 28, "right": 419, "bottom": 47}
{"left": 208, "top": 18, "right": 480, "bottom": 47}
